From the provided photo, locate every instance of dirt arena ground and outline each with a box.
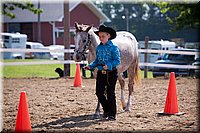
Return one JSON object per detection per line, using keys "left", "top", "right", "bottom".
{"left": 2, "top": 77, "right": 199, "bottom": 132}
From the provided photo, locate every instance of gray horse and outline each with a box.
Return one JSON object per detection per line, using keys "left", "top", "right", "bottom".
{"left": 73, "top": 22, "right": 140, "bottom": 118}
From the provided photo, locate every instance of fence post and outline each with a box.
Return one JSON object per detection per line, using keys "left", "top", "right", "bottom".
{"left": 144, "top": 36, "right": 149, "bottom": 78}
{"left": 63, "top": 1, "right": 70, "bottom": 77}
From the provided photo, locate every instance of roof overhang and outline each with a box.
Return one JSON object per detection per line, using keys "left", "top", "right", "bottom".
{"left": 3, "top": 0, "right": 110, "bottom": 23}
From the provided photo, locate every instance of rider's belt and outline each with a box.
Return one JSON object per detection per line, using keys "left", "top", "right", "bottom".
{"left": 98, "top": 67, "right": 117, "bottom": 75}
{"left": 99, "top": 70, "right": 107, "bottom": 74}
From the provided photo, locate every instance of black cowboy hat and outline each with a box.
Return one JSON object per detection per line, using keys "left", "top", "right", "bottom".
{"left": 95, "top": 25, "right": 116, "bottom": 40}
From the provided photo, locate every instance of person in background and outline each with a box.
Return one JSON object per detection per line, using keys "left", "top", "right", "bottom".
{"left": 80, "top": 63, "right": 86, "bottom": 78}
{"left": 80, "top": 55, "right": 94, "bottom": 78}
{"left": 80, "top": 54, "right": 87, "bottom": 78}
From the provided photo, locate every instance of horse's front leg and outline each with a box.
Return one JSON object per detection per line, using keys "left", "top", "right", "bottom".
{"left": 93, "top": 100, "right": 101, "bottom": 119}
{"left": 118, "top": 74, "right": 126, "bottom": 110}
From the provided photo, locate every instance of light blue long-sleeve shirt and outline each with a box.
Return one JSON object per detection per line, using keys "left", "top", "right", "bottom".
{"left": 89, "top": 40, "right": 121, "bottom": 71}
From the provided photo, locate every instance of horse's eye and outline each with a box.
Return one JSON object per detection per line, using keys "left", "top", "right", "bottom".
{"left": 83, "top": 40, "right": 86, "bottom": 43}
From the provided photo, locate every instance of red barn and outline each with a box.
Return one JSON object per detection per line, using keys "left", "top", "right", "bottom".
{"left": 2, "top": 0, "right": 110, "bottom": 46}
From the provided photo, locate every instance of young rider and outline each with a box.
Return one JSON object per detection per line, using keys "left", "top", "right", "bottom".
{"left": 84, "top": 25, "right": 120, "bottom": 120}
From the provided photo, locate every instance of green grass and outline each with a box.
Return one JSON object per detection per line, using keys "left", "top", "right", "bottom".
{"left": 1, "top": 59, "right": 153, "bottom": 78}
{"left": 3, "top": 64, "right": 63, "bottom": 78}
{"left": 2, "top": 59, "right": 91, "bottom": 78}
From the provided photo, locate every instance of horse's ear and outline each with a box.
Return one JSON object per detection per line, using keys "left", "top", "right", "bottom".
{"left": 85, "top": 26, "right": 92, "bottom": 32}
{"left": 75, "top": 22, "right": 79, "bottom": 32}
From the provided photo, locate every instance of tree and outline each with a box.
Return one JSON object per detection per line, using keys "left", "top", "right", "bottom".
{"left": 2, "top": 1, "right": 43, "bottom": 19}
{"left": 93, "top": 1, "right": 199, "bottom": 41}
{"left": 94, "top": 1, "right": 171, "bottom": 40}
{"left": 155, "top": 1, "right": 200, "bottom": 31}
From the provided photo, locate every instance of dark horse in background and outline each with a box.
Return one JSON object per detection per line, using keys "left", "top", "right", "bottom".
{"left": 73, "top": 22, "right": 140, "bottom": 118}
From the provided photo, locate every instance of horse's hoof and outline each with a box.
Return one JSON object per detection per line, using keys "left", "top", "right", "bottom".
{"left": 124, "top": 108, "right": 131, "bottom": 112}
{"left": 93, "top": 114, "right": 100, "bottom": 119}
{"left": 121, "top": 101, "right": 126, "bottom": 110}
{"left": 122, "top": 106, "right": 126, "bottom": 111}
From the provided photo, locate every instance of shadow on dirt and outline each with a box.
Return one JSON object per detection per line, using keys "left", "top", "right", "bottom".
{"left": 32, "top": 114, "right": 107, "bottom": 130}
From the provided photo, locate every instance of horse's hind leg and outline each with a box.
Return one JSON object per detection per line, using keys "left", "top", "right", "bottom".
{"left": 125, "top": 67, "right": 135, "bottom": 111}
{"left": 118, "top": 74, "right": 126, "bottom": 110}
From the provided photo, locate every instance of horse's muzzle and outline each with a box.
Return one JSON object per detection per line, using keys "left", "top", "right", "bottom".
{"left": 75, "top": 52, "right": 82, "bottom": 61}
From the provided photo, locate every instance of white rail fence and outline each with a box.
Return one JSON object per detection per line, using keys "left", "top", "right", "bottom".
{"left": 0, "top": 48, "right": 199, "bottom": 69}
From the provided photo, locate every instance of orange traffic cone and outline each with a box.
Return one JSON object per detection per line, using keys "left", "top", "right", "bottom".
{"left": 158, "top": 72, "right": 184, "bottom": 115}
{"left": 15, "top": 91, "right": 32, "bottom": 132}
{"left": 73, "top": 64, "right": 82, "bottom": 87}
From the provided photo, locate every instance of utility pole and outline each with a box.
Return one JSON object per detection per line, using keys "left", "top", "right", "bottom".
{"left": 125, "top": 8, "right": 129, "bottom": 32}
{"left": 37, "top": 0, "right": 41, "bottom": 43}
{"left": 63, "top": 0, "right": 70, "bottom": 76}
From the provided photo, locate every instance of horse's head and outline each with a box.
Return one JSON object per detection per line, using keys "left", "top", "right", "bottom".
{"left": 73, "top": 22, "right": 92, "bottom": 62}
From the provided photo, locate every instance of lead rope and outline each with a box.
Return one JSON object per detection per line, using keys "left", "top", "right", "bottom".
{"left": 106, "top": 70, "right": 110, "bottom": 86}
{"left": 82, "top": 54, "right": 86, "bottom": 78}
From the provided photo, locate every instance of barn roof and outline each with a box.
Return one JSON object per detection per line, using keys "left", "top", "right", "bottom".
{"left": 3, "top": 0, "right": 110, "bottom": 23}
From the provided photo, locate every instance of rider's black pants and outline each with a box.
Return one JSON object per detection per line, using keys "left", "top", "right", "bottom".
{"left": 96, "top": 69, "right": 118, "bottom": 118}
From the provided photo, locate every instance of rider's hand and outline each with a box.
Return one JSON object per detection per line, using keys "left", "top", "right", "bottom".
{"left": 83, "top": 66, "right": 90, "bottom": 70}
{"left": 103, "top": 65, "right": 108, "bottom": 70}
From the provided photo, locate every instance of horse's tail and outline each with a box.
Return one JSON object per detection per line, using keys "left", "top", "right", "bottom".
{"left": 124, "top": 32, "right": 141, "bottom": 85}
{"left": 134, "top": 51, "right": 141, "bottom": 86}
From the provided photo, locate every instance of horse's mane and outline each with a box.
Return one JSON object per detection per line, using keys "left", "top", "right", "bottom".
{"left": 76, "top": 23, "right": 98, "bottom": 32}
